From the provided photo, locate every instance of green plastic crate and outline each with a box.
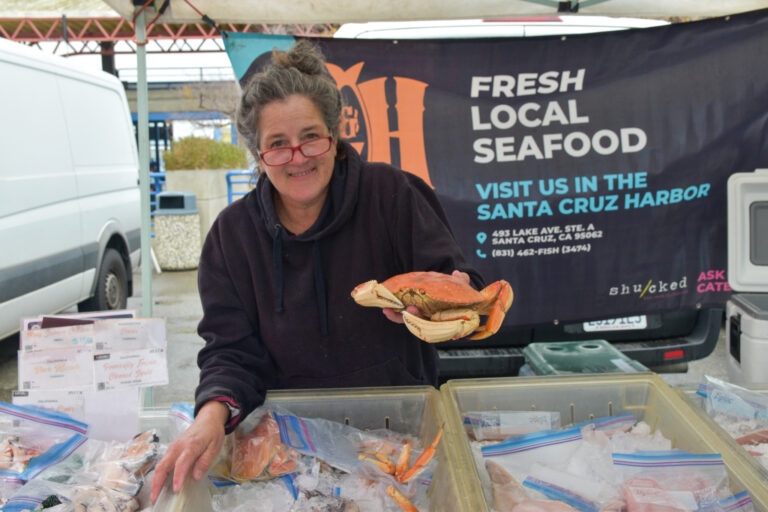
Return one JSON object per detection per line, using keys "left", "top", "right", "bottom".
{"left": 523, "top": 339, "right": 649, "bottom": 374}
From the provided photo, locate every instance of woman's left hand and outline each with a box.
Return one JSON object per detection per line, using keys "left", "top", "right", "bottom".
{"left": 451, "top": 269, "right": 471, "bottom": 285}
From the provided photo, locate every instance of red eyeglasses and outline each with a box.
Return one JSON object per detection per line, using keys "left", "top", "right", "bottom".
{"left": 259, "top": 137, "right": 333, "bottom": 166}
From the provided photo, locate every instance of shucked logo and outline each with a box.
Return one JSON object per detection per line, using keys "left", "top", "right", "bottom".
{"left": 608, "top": 276, "right": 688, "bottom": 299}
{"left": 325, "top": 62, "right": 433, "bottom": 187}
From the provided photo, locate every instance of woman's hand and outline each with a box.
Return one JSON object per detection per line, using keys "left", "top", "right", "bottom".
{"left": 150, "top": 400, "right": 228, "bottom": 503}
{"left": 381, "top": 270, "right": 471, "bottom": 324}
{"left": 451, "top": 269, "right": 471, "bottom": 286}
{"left": 382, "top": 305, "right": 420, "bottom": 324}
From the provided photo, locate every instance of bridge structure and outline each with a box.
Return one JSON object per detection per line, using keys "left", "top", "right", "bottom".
{"left": 1, "top": 1, "right": 337, "bottom": 166}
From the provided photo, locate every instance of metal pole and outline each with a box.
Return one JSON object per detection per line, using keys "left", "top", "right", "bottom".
{"left": 136, "top": 10, "right": 152, "bottom": 318}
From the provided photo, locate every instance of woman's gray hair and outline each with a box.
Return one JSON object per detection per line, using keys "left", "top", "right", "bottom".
{"left": 236, "top": 40, "right": 343, "bottom": 165}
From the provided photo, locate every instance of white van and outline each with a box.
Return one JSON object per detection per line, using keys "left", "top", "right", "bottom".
{"left": 0, "top": 38, "right": 141, "bottom": 339}
{"left": 333, "top": 16, "right": 669, "bottom": 39}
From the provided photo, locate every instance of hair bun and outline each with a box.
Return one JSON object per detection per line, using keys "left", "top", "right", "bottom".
{"left": 272, "top": 39, "right": 325, "bottom": 76}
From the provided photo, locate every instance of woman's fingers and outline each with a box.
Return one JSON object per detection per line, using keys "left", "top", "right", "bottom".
{"left": 452, "top": 269, "right": 471, "bottom": 285}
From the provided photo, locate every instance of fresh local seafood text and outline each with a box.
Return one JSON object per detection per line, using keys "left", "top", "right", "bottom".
{"left": 470, "top": 69, "right": 646, "bottom": 162}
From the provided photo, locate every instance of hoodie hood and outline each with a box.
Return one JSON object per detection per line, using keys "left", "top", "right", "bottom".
{"left": 250, "top": 142, "right": 362, "bottom": 335}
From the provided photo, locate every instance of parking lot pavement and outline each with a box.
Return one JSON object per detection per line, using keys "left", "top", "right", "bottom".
{"left": 0, "top": 268, "right": 730, "bottom": 407}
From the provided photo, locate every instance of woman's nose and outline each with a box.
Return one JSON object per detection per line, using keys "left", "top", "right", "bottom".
{"left": 289, "top": 148, "right": 310, "bottom": 164}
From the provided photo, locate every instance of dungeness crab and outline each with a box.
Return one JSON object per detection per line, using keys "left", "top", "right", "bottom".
{"left": 351, "top": 271, "right": 513, "bottom": 343}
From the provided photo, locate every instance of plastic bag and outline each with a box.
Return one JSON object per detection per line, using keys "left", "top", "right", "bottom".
{"left": 0, "top": 402, "right": 88, "bottom": 505}
{"left": 464, "top": 411, "right": 561, "bottom": 441}
{"left": 613, "top": 451, "right": 731, "bottom": 511}
{"left": 229, "top": 411, "right": 304, "bottom": 483}
{"left": 2, "top": 478, "right": 73, "bottom": 512}
{"left": 702, "top": 490, "right": 754, "bottom": 512}
{"left": 481, "top": 426, "right": 583, "bottom": 483}
{"left": 167, "top": 402, "right": 194, "bottom": 442}
{"left": 272, "top": 406, "right": 437, "bottom": 510}
{"left": 697, "top": 376, "right": 768, "bottom": 450}
{"left": 90, "top": 429, "right": 160, "bottom": 495}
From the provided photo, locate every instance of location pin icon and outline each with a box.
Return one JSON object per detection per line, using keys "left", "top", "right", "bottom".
{"left": 476, "top": 232, "right": 487, "bottom": 244}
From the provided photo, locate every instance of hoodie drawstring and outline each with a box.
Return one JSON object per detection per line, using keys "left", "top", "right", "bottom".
{"left": 273, "top": 225, "right": 284, "bottom": 313}
{"left": 313, "top": 241, "right": 329, "bottom": 336}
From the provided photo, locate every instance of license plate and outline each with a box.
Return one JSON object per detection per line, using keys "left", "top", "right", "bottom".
{"left": 583, "top": 315, "right": 647, "bottom": 332}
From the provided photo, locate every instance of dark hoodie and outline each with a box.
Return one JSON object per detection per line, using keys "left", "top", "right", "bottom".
{"left": 194, "top": 142, "right": 483, "bottom": 428}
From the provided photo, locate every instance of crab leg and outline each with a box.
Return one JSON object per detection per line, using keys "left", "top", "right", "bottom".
{"left": 387, "top": 485, "right": 419, "bottom": 512}
{"left": 398, "top": 424, "right": 444, "bottom": 483}
{"left": 350, "top": 280, "right": 404, "bottom": 309}
{"left": 402, "top": 310, "right": 479, "bottom": 343}
{"left": 469, "top": 280, "right": 514, "bottom": 340}
{"left": 358, "top": 451, "right": 395, "bottom": 474}
{"left": 394, "top": 442, "right": 412, "bottom": 479}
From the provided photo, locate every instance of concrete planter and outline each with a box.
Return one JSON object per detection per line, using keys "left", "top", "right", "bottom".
{"left": 164, "top": 169, "right": 239, "bottom": 243}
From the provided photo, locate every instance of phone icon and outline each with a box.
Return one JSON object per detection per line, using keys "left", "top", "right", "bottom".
{"left": 476, "top": 249, "right": 487, "bottom": 259}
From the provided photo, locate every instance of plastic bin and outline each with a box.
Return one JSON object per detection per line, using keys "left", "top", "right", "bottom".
{"left": 676, "top": 384, "right": 768, "bottom": 483}
{"left": 440, "top": 373, "right": 768, "bottom": 512}
{"left": 153, "top": 191, "right": 201, "bottom": 270}
{"left": 726, "top": 294, "right": 768, "bottom": 384}
{"left": 523, "top": 339, "right": 649, "bottom": 375}
{"left": 150, "top": 386, "right": 470, "bottom": 512}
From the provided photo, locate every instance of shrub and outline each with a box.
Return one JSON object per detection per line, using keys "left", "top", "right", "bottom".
{"left": 163, "top": 136, "right": 248, "bottom": 170}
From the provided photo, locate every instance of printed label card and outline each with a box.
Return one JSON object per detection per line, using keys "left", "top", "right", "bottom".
{"left": 12, "top": 389, "right": 86, "bottom": 421}
{"left": 92, "top": 347, "right": 169, "bottom": 390}
{"left": 93, "top": 317, "right": 166, "bottom": 351}
{"left": 20, "top": 324, "right": 96, "bottom": 352}
{"left": 17, "top": 347, "right": 94, "bottom": 390}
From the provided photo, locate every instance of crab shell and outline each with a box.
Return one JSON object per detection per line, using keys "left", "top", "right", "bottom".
{"left": 351, "top": 271, "right": 513, "bottom": 343}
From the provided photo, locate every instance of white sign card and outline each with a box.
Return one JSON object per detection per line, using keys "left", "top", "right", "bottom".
{"left": 20, "top": 324, "right": 96, "bottom": 352}
{"left": 11, "top": 389, "right": 86, "bottom": 421}
{"left": 83, "top": 388, "right": 141, "bottom": 442}
{"left": 93, "top": 347, "right": 169, "bottom": 390}
{"left": 93, "top": 317, "right": 166, "bottom": 351}
{"left": 17, "top": 347, "right": 94, "bottom": 390}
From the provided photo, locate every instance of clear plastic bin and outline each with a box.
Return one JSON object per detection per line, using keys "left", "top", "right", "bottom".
{"left": 440, "top": 373, "right": 768, "bottom": 512}
{"left": 676, "top": 384, "right": 768, "bottom": 483}
{"left": 149, "top": 385, "right": 469, "bottom": 512}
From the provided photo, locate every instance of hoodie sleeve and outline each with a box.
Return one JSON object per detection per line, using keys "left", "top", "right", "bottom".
{"left": 195, "top": 222, "right": 278, "bottom": 431}
{"left": 391, "top": 170, "right": 486, "bottom": 290}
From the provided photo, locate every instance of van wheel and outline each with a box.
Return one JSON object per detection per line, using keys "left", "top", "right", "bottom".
{"left": 78, "top": 248, "right": 128, "bottom": 312}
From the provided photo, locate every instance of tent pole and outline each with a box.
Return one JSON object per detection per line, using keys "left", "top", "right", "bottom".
{"left": 135, "top": 9, "right": 153, "bottom": 319}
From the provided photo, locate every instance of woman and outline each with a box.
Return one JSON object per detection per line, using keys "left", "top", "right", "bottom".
{"left": 150, "top": 40, "right": 483, "bottom": 501}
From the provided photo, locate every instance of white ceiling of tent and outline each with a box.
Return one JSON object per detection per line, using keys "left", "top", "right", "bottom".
{"left": 101, "top": 0, "right": 768, "bottom": 24}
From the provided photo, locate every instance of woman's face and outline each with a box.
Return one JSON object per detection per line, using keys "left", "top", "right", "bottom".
{"left": 258, "top": 94, "right": 337, "bottom": 209}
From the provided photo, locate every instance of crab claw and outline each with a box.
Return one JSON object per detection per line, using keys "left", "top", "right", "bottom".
{"left": 402, "top": 310, "right": 479, "bottom": 343}
{"left": 398, "top": 424, "right": 443, "bottom": 484}
{"left": 351, "top": 280, "right": 405, "bottom": 309}
{"left": 387, "top": 485, "right": 419, "bottom": 512}
{"left": 469, "top": 280, "right": 514, "bottom": 340}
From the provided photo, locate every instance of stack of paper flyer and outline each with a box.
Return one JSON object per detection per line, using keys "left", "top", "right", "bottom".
{"left": 12, "top": 311, "right": 169, "bottom": 441}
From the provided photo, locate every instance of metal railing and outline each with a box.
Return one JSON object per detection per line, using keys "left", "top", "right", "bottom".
{"left": 120, "top": 66, "right": 236, "bottom": 83}
{"left": 227, "top": 170, "right": 256, "bottom": 204}
{"left": 149, "top": 171, "right": 167, "bottom": 212}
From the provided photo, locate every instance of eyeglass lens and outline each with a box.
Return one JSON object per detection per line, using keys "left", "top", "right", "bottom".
{"left": 262, "top": 138, "right": 331, "bottom": 165}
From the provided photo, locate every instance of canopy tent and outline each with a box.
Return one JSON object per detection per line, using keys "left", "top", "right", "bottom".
{"left": 101, "top": 0, "right": 768, "bottom": 317}
{"left": 102, "top": 0, "right": 768, "bottom": 23}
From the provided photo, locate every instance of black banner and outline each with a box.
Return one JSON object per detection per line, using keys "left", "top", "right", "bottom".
{"left": 225, "top": 9, "right": 768, "bottom": 329}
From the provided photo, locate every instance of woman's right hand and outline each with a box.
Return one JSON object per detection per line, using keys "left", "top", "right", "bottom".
{"left": 149, "top": 400, "right": 229, "bottom": 503}
{"left": 382, "top": 305, "right": 421, "bottom": 324}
